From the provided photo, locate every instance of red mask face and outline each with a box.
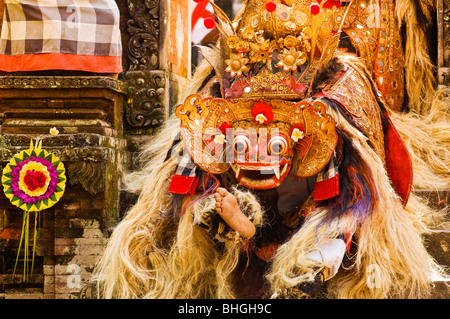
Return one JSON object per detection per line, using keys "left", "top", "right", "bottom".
{"left": 176, "top": 95, "right": 337, "bottom": 190}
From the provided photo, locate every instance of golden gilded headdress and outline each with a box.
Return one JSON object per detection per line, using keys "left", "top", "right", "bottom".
{"left": 172, "top": 0, "right": 354, "bottom": 190}
{"left": 196, "top": 0, "right": 405, "bottom": 110}
{"left": 210, "top": 0, "right": 349, "bottom": 101}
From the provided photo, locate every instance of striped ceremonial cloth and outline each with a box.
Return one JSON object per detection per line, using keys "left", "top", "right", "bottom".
{"left": 314, "top": 152, "right": 340, "bottom": 201}
{"left": 173, "top": 151, "right": 197, "bottom": 179}
{"left": 168, "top": 150, "right": 199, "bottom": 196}
{"left": 0, "top": 0, "right": 122, "bottom": 73}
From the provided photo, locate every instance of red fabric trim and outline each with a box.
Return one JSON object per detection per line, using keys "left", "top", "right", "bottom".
{"left": 345, "top": 231, "right": 352, "bottom": 253}
{"left": 168, "top": 175, "right": 199, "bottom": 195}
{"left": 313, "top": 174, "right": 339, "bottom": 202}
{"left": 187, "top": 178, "right": 199, "bottom": 195}
{"left": 383, "top": 111, "right": 413, "bottom": 207}
{"left": 0, "top": 53, "right": 122, "bottom": 73}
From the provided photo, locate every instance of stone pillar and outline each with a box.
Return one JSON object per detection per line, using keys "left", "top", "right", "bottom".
{"left": 438, "top": 0, "right": 450, "bottom": 87}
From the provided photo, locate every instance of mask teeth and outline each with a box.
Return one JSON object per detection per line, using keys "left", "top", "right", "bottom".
{"left": 273, "top": 166, "right": 280, "bottom": 179}
{"left": 235, "top": 166, "right": 241, "bottom": 179}
{"left": 281, "top": 163, "right": 288, "bottom": 176}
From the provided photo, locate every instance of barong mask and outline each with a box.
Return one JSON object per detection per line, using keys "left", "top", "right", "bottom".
{"left": 176, "top": 94, "right": 337, "bottom": 190}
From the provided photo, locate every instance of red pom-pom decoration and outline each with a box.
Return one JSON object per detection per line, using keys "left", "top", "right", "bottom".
{"left": 266, "top": 1, "right": 277, "bottom": 12}
{"left": 309, "top": 3, "right": 321, "bottom": 15}
{"left": 24, "top": 170, "right": 47, "bottom": 191}
{"left": 204, "top": 17, "right": 216, "bottom": 29}
{"left": 251, "top": 103, "right": 274, "bottom": 124}
{"left": 219, "top": 122, "right": 232, "bottom": 135}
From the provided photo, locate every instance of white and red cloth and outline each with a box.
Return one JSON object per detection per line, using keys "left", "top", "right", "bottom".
{"left": 0, "top": 0, "right": 122, "bottom": 73}
{"left": 190, "top": 0, "right": 214, "bottom": 44}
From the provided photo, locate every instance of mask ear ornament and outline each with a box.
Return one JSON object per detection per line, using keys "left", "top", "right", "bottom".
{"left": 291, "top": 100, "right": 338, "bottom": 178}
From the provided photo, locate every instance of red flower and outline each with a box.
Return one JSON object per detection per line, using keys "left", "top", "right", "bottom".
{"left": 309, "top": 2, "right": 321, "bottom": 15}
{"left": 23, "top": 170, "right": 47, "bottom": 191}
{"left": 219, "top": 122, "right": 232, "bottom": 134}
{"left": 251, "top": 103, "right": 274, "bottom": 124}
{"left": 266, "top": 1, "right": 277, "bottom": 12}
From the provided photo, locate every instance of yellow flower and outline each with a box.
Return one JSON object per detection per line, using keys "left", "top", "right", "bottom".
{"left": 275, "top": 48, "right": 307, "bottom": 72}
{"left": 225, "top": 54, "right": 250, "bottom": 78}
{"left": 251, "top": 50, "right": 271, "bottom": 64}
{"left": 213, "top": 134, "right": 226, "bottom": 144}
{"left": 249, "top": 40, "right": 272, "bottom": 64}
{"left": 241, "top": 26, "right": 255, "bottom": 40}
{"left": 226, "top": 36, "right": 239, "bottom": 49}
{"left": 291, "top": 128, "right": 305, "bottom": 142}
{"left": 283, "top": 35, "right": 298, "bottom": 48}
{"left": 50, "top": 127, "right": 59, "bottom": 135}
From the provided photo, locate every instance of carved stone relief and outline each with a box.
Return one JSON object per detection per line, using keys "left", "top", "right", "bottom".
{"left": 124, "top": 0, "right": 166, "bottom": 128}
{"left": 125, "top": 70, "right": 165, "bottom": 127}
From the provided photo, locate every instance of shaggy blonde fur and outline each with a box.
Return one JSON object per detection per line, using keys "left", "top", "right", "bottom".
{"left": 91, "top": 59, "right": 265, "bottom": 299}
{"left": 91, "top": 147, "right": 265, "bottom": 298}
{"left": 389, "top": 88, "right": 450, "bottom": 190}
{"left": 395, "top": 0, "right": 437, "bottom": 115}
{"left": 391, "top": 0, "right": 450, "bottom": 191}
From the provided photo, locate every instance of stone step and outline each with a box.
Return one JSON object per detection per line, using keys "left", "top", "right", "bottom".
{"left": 424, "top": 230, "right": 450, "bottom": 268}
{"left": 430, "top": 278, "right": 450, "bottom": 298}
{"left": 413, "top": 189, "right": 450, "bottom": 298}
{"left": 413, "top": 189, "right": 449, "bottom": 212}
{"left": 426, "top": 230, "right": 450, "bottom": 298}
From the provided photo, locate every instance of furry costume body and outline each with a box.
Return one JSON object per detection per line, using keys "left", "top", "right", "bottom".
{"left": 89, "top": 0, "right": 449, "bottom": 299}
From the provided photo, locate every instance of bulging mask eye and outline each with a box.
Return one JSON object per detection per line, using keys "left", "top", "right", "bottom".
{"left": 268, "top": 134, "right": 288, "bottom": 156}
{"left": 233, "top": 134, "right": 250, "bottom": 153}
